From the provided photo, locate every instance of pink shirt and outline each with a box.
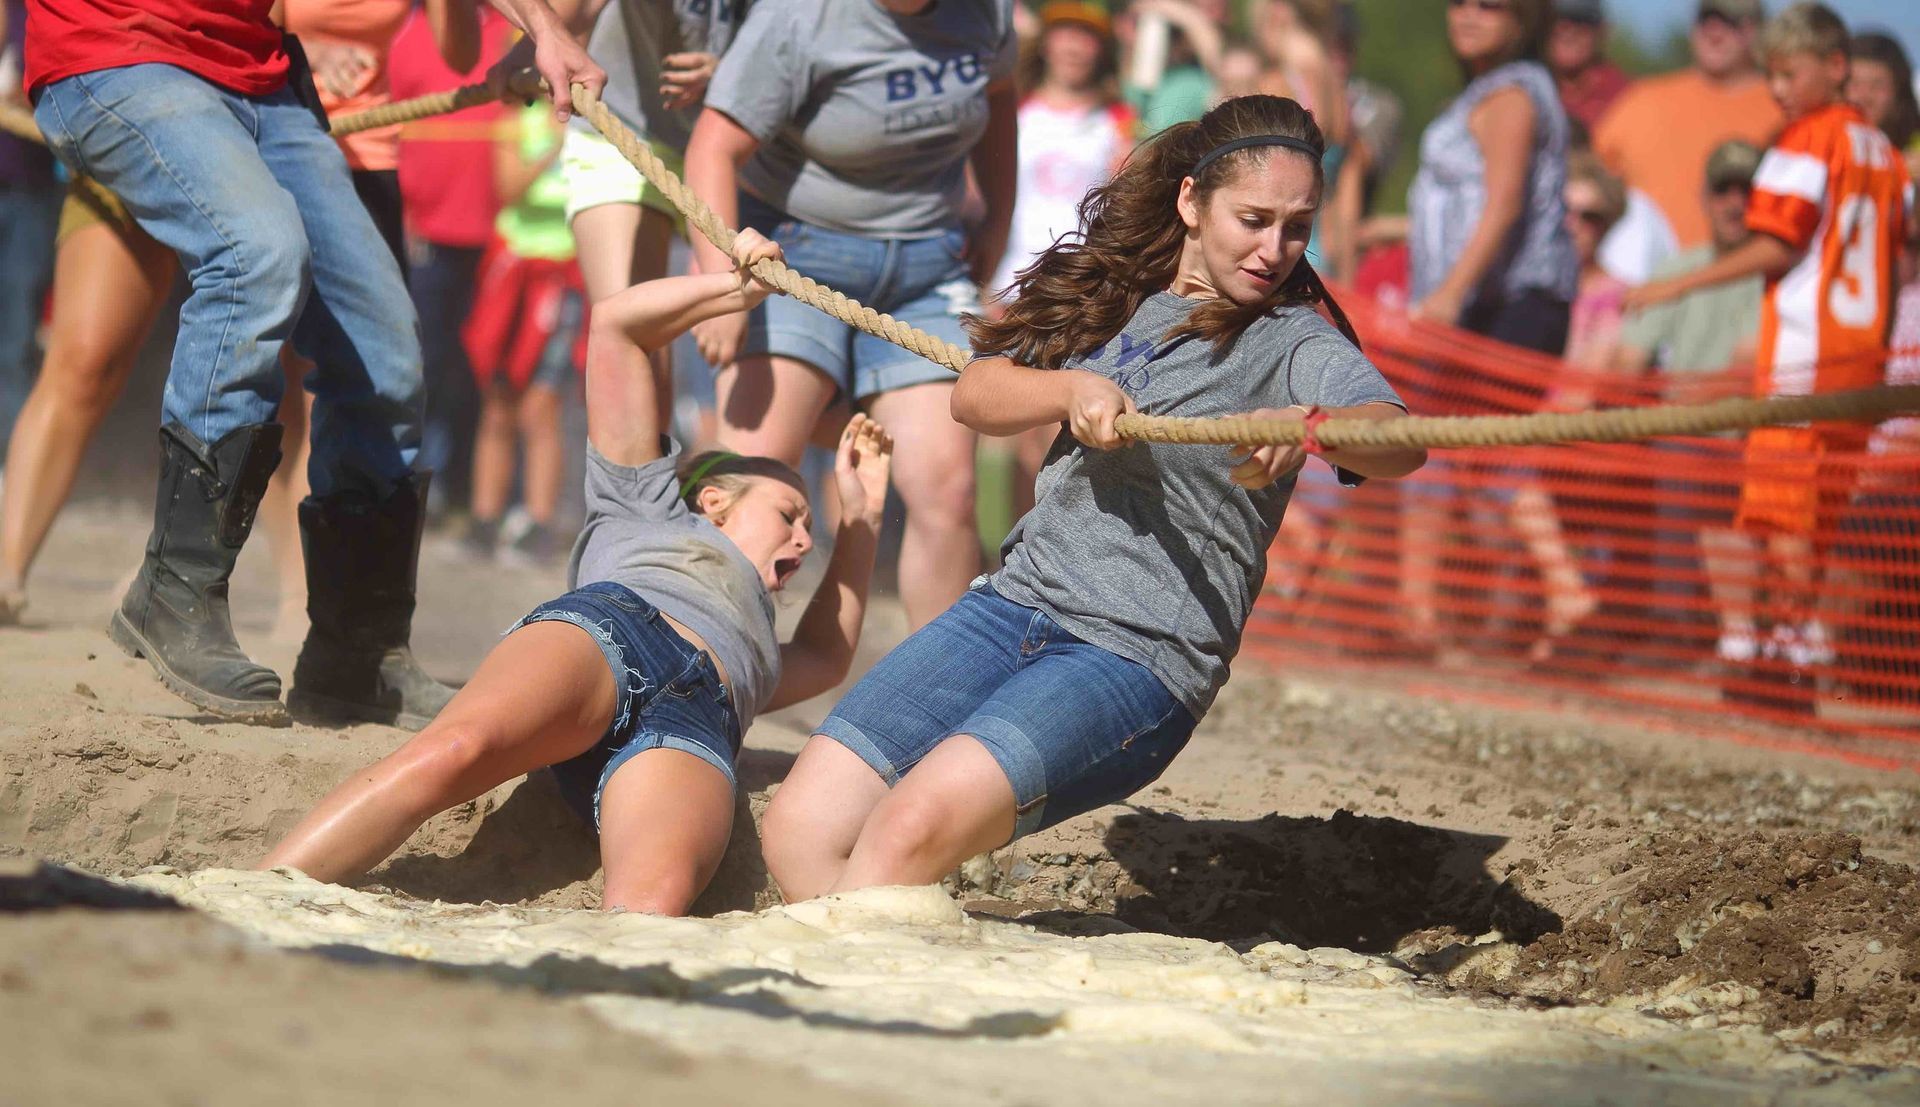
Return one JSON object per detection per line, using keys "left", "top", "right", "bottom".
{"left": 389, "top": 8, "right": 510, "bottom": 247}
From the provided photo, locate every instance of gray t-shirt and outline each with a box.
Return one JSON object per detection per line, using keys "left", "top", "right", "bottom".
{"left": 705, "top": 0, "right": 1016, "bottom": 237}
{"left": 989, "top": 296, "right": 1404, "bottom": 717}
{"left": 571, "top": 441, "right": 780, "bottom": 726}
{"left": 569, "top": 0, "right": 749, "bottom": 152}
{"left": 1619, "top": 244, "right": 1762, "bottom": 374}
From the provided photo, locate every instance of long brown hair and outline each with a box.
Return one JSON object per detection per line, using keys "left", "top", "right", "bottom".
{"left": 967, "top": 94, "right": 1354, "bottom": 367}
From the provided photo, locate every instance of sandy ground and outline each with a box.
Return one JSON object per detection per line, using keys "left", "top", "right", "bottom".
{"left": 6, "top": 502, "right": 1920, "bottom": 1104}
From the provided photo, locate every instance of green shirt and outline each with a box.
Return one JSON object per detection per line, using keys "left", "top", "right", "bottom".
{"left": 495, "top": 103, "right": 574, "bottom": 261}
{"left": 1620, "top": 244, "right": 1761, "bottom": 374}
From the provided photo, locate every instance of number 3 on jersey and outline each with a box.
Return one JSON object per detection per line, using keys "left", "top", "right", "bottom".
{"left": 1829, "top": 194, "right": 1879, "bottom": 329}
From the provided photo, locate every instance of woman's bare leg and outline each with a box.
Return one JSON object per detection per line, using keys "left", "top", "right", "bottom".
{"left": 261, "top": 350, "right": 313, "bottom": 643}
{"left": 829, "top": 734, "right": 1016, "bottom": 895}
{"left": 760, "top": 734, "right": 892, "bottom": 902}
{"left": 516, "top": 382, "right": 565, "bottom": 527}
{"left": 865, "top": 382, "right": 980, "bottom": 629}
{"left": 469, "top": 380, "right": 517, "bottom": 527}
{"left": 1512, "top": 483, "right": 1597, "bottom": 661}
{"left": 0, "top": 222, "right": 173, "bottom": 623}
{"left": 259, "top": 620, "right": 616, "bottom": 884}
{"left": 714, "top": 354, "right": 838, "bottom": 466}
{"left": 597, "top": 749, "right": 737, "bottom": 914}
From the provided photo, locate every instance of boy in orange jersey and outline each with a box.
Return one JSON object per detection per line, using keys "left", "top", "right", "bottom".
{"left": 1626, "top": 2, "right": 1913, "bottom": 674}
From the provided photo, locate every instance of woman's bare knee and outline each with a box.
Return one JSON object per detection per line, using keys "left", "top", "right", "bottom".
{"left": 603, "top": 870, "right": 703, "bottom": 916}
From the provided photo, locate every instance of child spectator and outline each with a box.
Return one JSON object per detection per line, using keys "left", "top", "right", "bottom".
{"left": 1626, "top": 2, "right": 1914, "bottom": 673}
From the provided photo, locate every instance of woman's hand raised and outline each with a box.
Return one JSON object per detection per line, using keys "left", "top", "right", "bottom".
{"left": 834, "top": 413, "right": 894, "bottom": 530}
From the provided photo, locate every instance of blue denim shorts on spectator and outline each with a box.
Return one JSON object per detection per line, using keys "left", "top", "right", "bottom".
{"left": 737, "top": 194, "right": 977, "bottom": 402}
{"left": 508, "top": 581, "right": 741, "bottom": 830}
{"left": 818, "top": 583, "right": 1197, "bottom": 838}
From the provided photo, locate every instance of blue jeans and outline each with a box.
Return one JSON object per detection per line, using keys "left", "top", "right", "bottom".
{"left": 510, "top": 581, "right": 742, "bottom": 831}
{"left": 409, "top": 240, "right": 484, "bottom": 509}
{"left": 738, "top": 194, "right": 975, "bottom": 401}
{"left": 820, "top": 583, "right": 1197, "bottom": 838}
{"left": 0, "top": 177, "right": 61, "bottom": 458}
{"left": 33, "top": 64, "right": 422, "bottom": 496}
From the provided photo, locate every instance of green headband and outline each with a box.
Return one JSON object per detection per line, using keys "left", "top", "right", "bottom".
{"left": 679, "top": 452, "right": 743, "bottom": 501}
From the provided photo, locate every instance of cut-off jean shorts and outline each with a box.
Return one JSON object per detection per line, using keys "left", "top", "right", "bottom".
{"left": 736, "top": 193, "right": 977, "bottom": 402}
{"left": 507, "top": 581, "right": 740, "bottom": 831}
{"left": 818, "top": 583, "right": 1198, "bottom": 839}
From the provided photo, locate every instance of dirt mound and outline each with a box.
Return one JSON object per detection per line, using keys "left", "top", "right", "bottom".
{"left": 1449, "top": 831, "right": 1920, "bottom": 1065}
{"left": 0, "top": 710, "right": 783, "bottom": 914}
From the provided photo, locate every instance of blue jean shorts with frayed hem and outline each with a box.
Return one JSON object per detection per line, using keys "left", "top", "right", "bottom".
{"left": 506, "top": 581, "right": 740, "bottom": 831}
{"left": 735, "top": 194, "right": 977, "bottom": 403}
{"left": 817, "top": 583, "right": 1197, "bottom": 840}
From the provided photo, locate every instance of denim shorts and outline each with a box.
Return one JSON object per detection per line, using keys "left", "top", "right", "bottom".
{"left": 818, "top": 583, "right": 1197, "bottom": 838}
{"left": 507, "top": 581, "right": 741, "bottom": 830}
{"left": 737, "top": 194, "right": 977, "bottom": 402}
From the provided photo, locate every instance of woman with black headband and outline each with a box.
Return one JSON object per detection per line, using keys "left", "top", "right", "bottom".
{"left": 760, "top": 95, "right": 1427, "bottom": 901}
{"left": 260, "top": 229, "right": 895, "bottom": 915}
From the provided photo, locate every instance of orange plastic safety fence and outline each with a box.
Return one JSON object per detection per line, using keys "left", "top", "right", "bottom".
{"left": 1247, "top": 292, "right": 1920, "bottom": 747}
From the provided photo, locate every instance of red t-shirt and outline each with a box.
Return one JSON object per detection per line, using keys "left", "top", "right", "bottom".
{"left": 388, "top": 7, "right": 509, "bottom": 248}
{"left": 24, "top": 0, "right": 287, "bottom": 96}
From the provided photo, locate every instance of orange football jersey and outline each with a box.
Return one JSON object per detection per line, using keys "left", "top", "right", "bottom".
{"left": 1747, "top": 103, "right": 1914, "bottom": 397}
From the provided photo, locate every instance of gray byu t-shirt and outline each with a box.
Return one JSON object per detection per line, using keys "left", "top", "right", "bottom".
{"left": 989, "top": 296, "right": 1404, "bottom": 717}
{"left": 571, "top": 441, "right": 780, "bottom": 726}
{"left": 570, "top": 0, "right": 749, "bottom": 152}
{"left": 705, "top": 0, "right": 1016, "bottom": 237}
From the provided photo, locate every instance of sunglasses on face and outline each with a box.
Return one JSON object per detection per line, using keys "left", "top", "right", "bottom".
{"left": 1709, "top": 182, "right": 1752, "bottom": 198}
{"left": 1570, "top": 208, "right": 1612, "bottom": 228}
{"left": 1448, "top": 0, "right": 1512, "bottom": 12}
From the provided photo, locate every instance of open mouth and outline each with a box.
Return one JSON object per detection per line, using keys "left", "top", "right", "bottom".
{"left": 773, "top": 556, "right": 804, "bottom": 588}
{"left": 1242, "top": 267, "right": 1278, "bottom": 288}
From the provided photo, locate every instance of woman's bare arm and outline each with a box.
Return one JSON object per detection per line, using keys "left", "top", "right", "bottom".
{"left": 769, "top": 418, "right": 894, "bottom": 710}
{"left": 584, "top": 233, "right": 785, "bottom": 466}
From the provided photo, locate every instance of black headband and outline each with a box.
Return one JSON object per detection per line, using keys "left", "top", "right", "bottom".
{"left": 1190, "top": 135, "right": 1321, "bottom": 178}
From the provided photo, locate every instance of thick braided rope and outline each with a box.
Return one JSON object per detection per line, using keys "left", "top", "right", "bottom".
{"left": 1124, "top": 385, "right": 1920, "bottom": 448}
{"left": 0, "top": 100, "right": 43, "bottom": 144}
{"left": 328, "top": 81, "right": 497, "bottom": 136}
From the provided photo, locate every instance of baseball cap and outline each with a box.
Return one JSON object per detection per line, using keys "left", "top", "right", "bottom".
{"left": 1697, "top": 0, "right": 1764, "bottom": 24}
{"left": 1557, "top": 0, "right": 1606, "bottom": 24}
{"left": 1040, "top": 1, "right": 1111, "bottom": 34}
{"left": 1705, "top": 139, "right": 1763, "bottom": 190}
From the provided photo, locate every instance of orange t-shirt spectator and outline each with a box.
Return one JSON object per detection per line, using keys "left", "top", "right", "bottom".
{"left": 282, "top": 0, "right": 415, "bottom": 172}
{"left": 1593, "top": 0, "right": 1782, "bottom": 250}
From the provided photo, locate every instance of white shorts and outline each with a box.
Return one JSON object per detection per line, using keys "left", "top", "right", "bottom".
{"left": 560, "top": 128, "right": 684, "bottom": 228}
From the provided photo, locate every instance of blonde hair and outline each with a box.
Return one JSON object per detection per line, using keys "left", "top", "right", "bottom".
{"left": 1760, "top": 2, "right": 1849, "bottom": 61}
{"left": 676, "top": 451, "right": 805, "bottom": 518}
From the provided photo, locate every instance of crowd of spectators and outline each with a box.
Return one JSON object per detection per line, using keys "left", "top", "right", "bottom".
{"left": 0, "top": 0, "right": 1916, "bottom": 703}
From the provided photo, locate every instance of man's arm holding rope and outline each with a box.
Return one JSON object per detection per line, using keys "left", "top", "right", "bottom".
{"left": 480, "top": 0, "right": 603, "bottom": 120}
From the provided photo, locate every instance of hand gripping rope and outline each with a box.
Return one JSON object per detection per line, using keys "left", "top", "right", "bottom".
{"left": 18, "top": 85, "right": 1920, "bottom": 449}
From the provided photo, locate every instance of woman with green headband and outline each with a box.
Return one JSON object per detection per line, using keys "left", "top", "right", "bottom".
{"left": 260, "top": 228, "right": 896, "bottom": 915}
